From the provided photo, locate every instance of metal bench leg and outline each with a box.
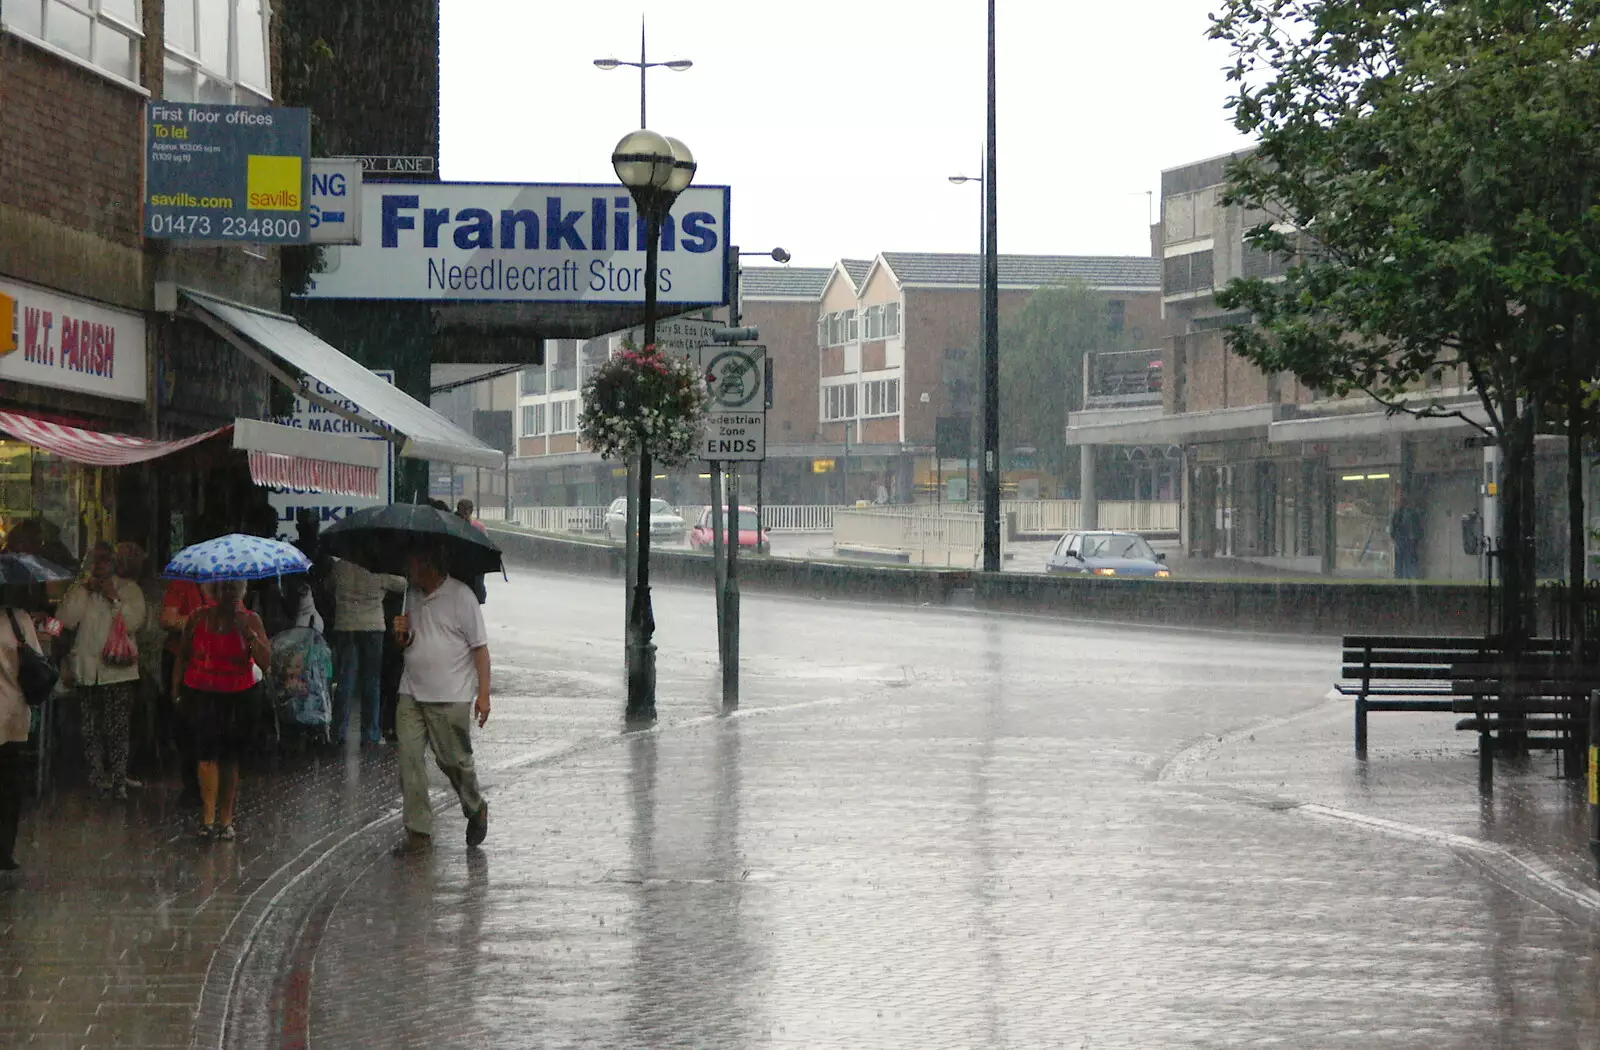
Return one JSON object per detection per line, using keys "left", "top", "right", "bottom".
{"left": 1479, "top": 729, "right": 1494, "bottom": 793}
{"left": 1355, "top": 696, "right": 1368, "bottom": 757}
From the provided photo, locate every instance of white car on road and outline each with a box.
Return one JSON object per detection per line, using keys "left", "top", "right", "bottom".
{"left": 604, "top": 497, "right": 686, "bottom": 544}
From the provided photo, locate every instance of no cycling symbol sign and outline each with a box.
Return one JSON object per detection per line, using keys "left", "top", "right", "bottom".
{"left": 698, "top": 345, "right": 767, "bottom": 461}
{"left": 701, "top": 346, "right": 766, "bottom": 413}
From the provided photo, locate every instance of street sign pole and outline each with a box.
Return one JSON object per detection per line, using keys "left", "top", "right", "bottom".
{"left": 709, "top": 460, "right": 727, "bottom": 674}
{"left": 724, "top": 465, "right": 740, "bottom": 710}
{"left": 700, "top": 322, "right": 765, "bottom": 712}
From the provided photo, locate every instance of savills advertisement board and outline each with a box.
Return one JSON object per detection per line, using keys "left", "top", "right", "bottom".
{"left": 299, "top": 182, "right": 730, "bottom": 305}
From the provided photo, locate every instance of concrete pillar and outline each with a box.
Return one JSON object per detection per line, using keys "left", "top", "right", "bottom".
{"left": 1079, "top": 444, "right": 1099, "bottom": 530}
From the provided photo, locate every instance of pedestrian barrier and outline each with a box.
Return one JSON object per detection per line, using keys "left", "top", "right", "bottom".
{"left": 502, "top": 500, "right": 1179, "bottom": 539}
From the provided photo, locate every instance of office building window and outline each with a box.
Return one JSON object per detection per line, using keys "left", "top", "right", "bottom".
{"left": 4, "top": 0, "right": 143, "bottom": 84}
{"left": 822, "top": 383, "right": 858, "bottom": 421}
{"left": 550, "top": 399, "right": 578, "bottom": 434}
{"left": 164, "top": 0, "right": 271, "bottom": 105}
{"left": 520, "top": 403, "right": 547, "bottom": 438}
{"left": 863, "top": 378, "right": 900, "bottom": 417}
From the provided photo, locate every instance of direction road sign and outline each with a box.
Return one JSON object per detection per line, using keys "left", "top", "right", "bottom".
{"left": 624, "top": 316, "right": 722, "bottom": 361}
{"left": 699, "top": 345, "right": 767, "bottom": 416}
{"left": 701, "top": 413, "right": 766, "bottom": 461}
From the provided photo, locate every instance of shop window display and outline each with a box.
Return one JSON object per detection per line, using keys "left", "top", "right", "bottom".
{"left": 0, "top": 440, "right": 114, "bottom": 567}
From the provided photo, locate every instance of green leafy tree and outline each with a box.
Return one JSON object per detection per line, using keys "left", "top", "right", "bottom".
{"left": 1210, "top": 0, "right": 1600, "bottom": 637}
{"left": 999, "top": 280, "right": 1130, "bottom": 490}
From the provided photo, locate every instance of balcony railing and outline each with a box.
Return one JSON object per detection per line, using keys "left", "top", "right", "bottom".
{"left": 1085, "top": 348, "right": 1162, "bottom": 407}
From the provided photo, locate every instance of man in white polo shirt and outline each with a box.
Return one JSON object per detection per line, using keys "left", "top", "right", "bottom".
{"left": 390, "top": 544, "right": 491, "bottom": 855}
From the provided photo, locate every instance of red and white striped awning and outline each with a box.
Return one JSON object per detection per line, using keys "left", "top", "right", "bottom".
{"left": 245, "top": 450, "right": 380, "bottom": 499}
{"left": 0, "top": 411, "right": 230, "bottom": 465}
{"left": 231, "top": 418, "right": 387, "bottom": 499}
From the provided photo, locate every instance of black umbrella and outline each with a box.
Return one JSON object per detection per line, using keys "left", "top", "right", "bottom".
{"left": 319, "top": 504, "right": 504, "bottom": 578}
{"left": 0, "top": 552, "right": 73, "bottom": 586}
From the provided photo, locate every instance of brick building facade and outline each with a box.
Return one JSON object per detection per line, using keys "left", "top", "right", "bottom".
{"left": 1064, "top": 150, "right": 1548, "bottom": 581}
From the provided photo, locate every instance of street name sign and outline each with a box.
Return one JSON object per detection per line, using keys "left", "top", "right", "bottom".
{"left": 144, "top": 102, "right": 311, "bottom": 243}
{"left": 698, "top": 345, "right": 767, "bottom": 461}
{"left": 345, "top": 155, "right": 437, "bottom": 175}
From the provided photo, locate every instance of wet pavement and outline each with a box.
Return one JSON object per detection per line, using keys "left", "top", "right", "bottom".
{"left": 4, "top": 566, "right": 1600, "bottom": 1047}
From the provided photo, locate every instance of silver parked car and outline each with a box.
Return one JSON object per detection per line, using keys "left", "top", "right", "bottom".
{"left": 604, "top": 497, "right": 686, "bottom": 544}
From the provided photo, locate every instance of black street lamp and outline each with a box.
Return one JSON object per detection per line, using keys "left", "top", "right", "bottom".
{"left": 982, "top": 0, "right": 1000, "bottom": 573}
{"left": 612, "top": 128, "right": 697, "bottom": 723}
{"left": 951, "top": 172, "right": 987, "bottom": 509}
{"left": 594, "top": 20, "right": 693, "bottom": 128}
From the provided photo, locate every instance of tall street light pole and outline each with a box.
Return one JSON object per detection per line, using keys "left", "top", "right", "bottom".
{"left": 612, "top": 130, "right": 697, "bottom": 724}
{"left": 982, "top": 0, "right": 1001, "bottom": 572}
{"left": 595, "top": 27, "right": 692, "bottom": 685}
{"left": 950, "top": 169, "right": 986, "bottom": 509}
{"left": 594, "top": 19, "right": 693, "bottom": 128}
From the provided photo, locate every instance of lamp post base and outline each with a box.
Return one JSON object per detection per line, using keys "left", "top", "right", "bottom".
{"left": 620, "top": 608, "right": 652, "bottom": 723}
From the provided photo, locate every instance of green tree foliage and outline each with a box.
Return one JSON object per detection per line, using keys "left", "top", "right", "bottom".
{"left": 1209, "top": 0, "right": 1600, "bottom": 635}
{"left": 999, "top": 280, "right": 1131, "bottom": 486}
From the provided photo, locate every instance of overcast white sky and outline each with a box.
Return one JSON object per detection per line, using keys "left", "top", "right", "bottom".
{"left": 439, "top": 1, "right": 1250, "bottom": 267}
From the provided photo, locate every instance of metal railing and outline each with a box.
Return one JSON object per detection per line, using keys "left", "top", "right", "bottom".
{"left": 509, "top": 506, "right": 609, "bottom": 533}
{"left": 499, "top": 500, "right": 1180, "bottom": 539}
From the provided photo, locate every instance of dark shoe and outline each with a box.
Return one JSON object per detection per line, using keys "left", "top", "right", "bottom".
{"left": 0, "top": 855, "right": 18, "bottom": 871}
{"left": 466, "top": 802, "right": 488, "bottom": 848}
{"left": 391, "top": 830, "right": 431, "bottom": 857}
{"left": 196, "top": 824, "right": 215, "bottom": 844}
{"left": 218, "top": 823, "right": 236, "bottom": 842}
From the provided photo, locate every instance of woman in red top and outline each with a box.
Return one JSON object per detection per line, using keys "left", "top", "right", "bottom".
{"left": 173, "top": 579, "right": 268, "bottom": 842}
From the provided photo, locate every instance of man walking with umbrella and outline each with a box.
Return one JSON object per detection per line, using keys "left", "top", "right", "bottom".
{"left": 317, "top": 504, "right": 501, "bottom": 854}
{"left": 390, "top": 542, "right": 491, "bottom": 855}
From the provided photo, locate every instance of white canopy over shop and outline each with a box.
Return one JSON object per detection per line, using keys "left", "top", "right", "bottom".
{"left": 180, "top": 290, "right": 504, "bottom": 471}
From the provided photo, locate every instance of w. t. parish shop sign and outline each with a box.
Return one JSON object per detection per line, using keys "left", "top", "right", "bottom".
{"left": 299, "top": 182, "right": 730, "bottom": 306}
{"left": 0, "top": 278, "right": 146, "bottom": 402}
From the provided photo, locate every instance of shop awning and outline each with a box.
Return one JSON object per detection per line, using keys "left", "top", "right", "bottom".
{"left": 232, "top": 418, "right": 384, "bottom": 498}
{"left": 0, "top": 411, "right": 230, "bottom": 466}
{"left": 182, "top": 291, "right": 505, "bottom": 470}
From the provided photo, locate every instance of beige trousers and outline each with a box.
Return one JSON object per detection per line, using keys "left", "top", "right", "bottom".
{"left": 396, "top": 694, "right": 484, "bottom": 837}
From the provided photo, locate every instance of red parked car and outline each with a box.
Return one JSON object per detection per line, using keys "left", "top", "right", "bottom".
{"left": 688, "top": 506, "right": 769, "bottom": 554}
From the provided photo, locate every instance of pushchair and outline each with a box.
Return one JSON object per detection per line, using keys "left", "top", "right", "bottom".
{"left": 266, "top": 626, "right": 333, "bottom": 749}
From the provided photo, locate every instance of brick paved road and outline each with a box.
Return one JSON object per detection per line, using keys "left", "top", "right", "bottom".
{"left": 6, "top": 567, "right": 1600, "bottom": 1048}
{"left": 306, "top": 571, "right": 1600, "bottom": 1048}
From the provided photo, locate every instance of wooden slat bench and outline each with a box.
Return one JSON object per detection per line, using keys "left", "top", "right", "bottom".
{"left": 1338, "top": 636, "right": 1570, "bottom": 756}
{"left": 1449, "top": 658, "right": 1600, "bottom": 789}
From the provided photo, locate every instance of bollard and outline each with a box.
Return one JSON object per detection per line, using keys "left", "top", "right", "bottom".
{"left": 1589, "top": 690, "right": 1600, "bottom": 874}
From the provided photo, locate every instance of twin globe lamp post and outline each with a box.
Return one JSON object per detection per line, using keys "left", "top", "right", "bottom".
{"left": 611, "top": 128, "right": 696, "bottom": 723}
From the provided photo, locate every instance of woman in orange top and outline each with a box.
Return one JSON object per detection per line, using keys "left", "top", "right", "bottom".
{"left": 173, "top": 579, "right": 268, "bottom": 842}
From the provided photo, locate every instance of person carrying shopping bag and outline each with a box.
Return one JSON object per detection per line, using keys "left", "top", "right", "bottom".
{"left": 56, "top": 542, "right": 146, "bottom": 800}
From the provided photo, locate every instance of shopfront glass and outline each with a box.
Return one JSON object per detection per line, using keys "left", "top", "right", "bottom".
{"left": 0, "top": 440, "right": 113, "bottom": 567}
{"left": 1333, "top": 471, "right": 1395, "bottom": 576}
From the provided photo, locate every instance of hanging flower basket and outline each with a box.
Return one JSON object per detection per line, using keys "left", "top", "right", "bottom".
{"left": 579, "top": 343, "right": 709, "bottom": 467}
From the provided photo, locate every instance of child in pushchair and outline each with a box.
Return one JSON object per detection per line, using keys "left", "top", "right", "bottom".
{"left": 268, "top": 626, "right": 333, "bottom": 750}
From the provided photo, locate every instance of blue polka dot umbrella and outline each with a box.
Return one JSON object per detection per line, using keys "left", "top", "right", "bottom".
{"left": 161, "top": 533, "right": 311, "bottom": 583}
